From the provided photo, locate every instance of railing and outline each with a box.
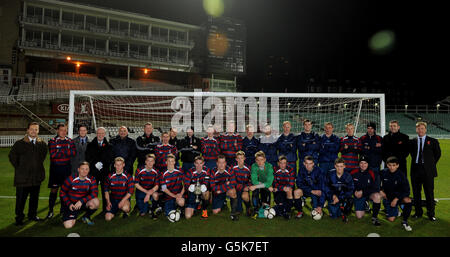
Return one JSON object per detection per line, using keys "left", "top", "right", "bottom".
{"left": 386, "top": 105, "right": 450, "bottom": 113}
{"left": 0, "top": 135, "right": 55, "bottom": 147}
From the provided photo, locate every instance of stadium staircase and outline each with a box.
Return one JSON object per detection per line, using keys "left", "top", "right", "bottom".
{"left": 10, "top": 96, "right": 56, "bottom": 134}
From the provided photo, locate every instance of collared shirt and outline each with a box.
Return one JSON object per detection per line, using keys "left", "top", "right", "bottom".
{"left": 80, "top": 137, "right": 87, "bottom": 144}
{"left": 416, "top": 135, "right": 427, "bottom": 164}
{"left": 28, "top": 136, "right": 36, "bottom": 144}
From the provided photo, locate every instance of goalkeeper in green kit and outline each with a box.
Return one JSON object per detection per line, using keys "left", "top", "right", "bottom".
{"left": 249, "top": 151, "right": 274, "bottom": 218}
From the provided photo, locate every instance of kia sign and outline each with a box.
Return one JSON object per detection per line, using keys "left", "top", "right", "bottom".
{"left": 52, "top": 103, "right": 69, "bottom": 114}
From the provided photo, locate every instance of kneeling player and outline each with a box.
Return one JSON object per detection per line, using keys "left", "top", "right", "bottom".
{"left": 350, "top": 155, "right": 382, "bottom": 226}
{"left": 160, "top": 154, "right": 185, "bottom": 218}
{"left": 233, "top": 151, "right": 253, "bottom": 216}
{"left": 250, "top": 151, "right": 274, "bottom": 217}
{"left": 273, "top": 156, "right": 295, "bottom": 219}
{"left": 104, "top": 157, "right": 135, "bottom": 221}
{"left": 184, "top": 156, "right": 211, "bottom": 219}
{"left": 324, "top": 158, "right": 355, "bottom": 222}
{"left": 210, "top": 155, "right": 239, "bottom": 220}
{"left": 294, "top": 156, "right": 325, "bottom": 219}
{"left": 60, "top": 162, "right": 99, "bottom": 228}
{"left": 380, "top": 156, "right": 413, "bottom": 231}
{"left": 134, "top": 154, "right": 160, "bottom": 218}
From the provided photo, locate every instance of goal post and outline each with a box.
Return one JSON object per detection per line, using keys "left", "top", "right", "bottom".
{"left": 68, "top": 90, "right": 385, "bottom": 139}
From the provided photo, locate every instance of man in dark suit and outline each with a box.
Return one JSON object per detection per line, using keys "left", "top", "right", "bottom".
{"left": 382, "top": 120, "right": 410, "bottom": 176}
{"left": 70, "top": 125, "right": 90, "bottom": 176}
{"left": 409, "top": 121, "right": 441, "bottom": 221}
{"left": 85, "top": 127, "right": 113, "bottom": 212}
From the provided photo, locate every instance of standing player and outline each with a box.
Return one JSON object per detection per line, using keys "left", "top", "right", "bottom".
{"left": 219, "top": 121, "right": 243, "bottom": 167}
{"left": 60, "top": 162, "right": 99, "bottom": 228}
{"left": 339, "top": 123, "right": 361, "bottom": 173}
{"left": 136, "top": 122, "right": 160, "bottom": 168}
{"left": 272, "top": 156, "right": 295, "bottom": 219}
{"left": 47, "top": 123, "right": 76, "bottom": 219}
{"left": 249, "top": 151, "right": 274, "bottom": 217}
{"left": 179, "top": 127, "right": 201, "bottom": 173}
{"left": 294, "top": 156, "right": 325, "bottom": 219}
{"left": 210, "top": 155, "right": 239, "bottom": 220}
{"left": 324, "top": 158, "right": 355, "bottom": 222}
{"left": 318, "top": 122, "right": 340, "bottom": 175}
{"left": 155, "top": 132, "right": 178, "bottom": 172}
{"left": 242, "top": 124, "right": 259, "bottom": 167}
{"left": 350, "top": 156, "right": 382, "bottom": 226}
{"left": 380, "top": 156, "right": 413, "bottom": 231}
{"left": 233, "top": 151, "right": 253, "bottom": 216}
{"left": 382, "top": 120, "right": 410, "bottom": 176}
{"left": 276, "top": 121, "right": 298, "bottom": 173}
{"left": 104, "top": 157, "right": 135, "bottom": 221}
{"left": 201, "top": 125, "right": 221, "bottom": 170}
{"left": 134, "top": 154, "right": 160, "bottom": 218}
{"left": 184, "top": 156, "right": 211, "bottom": 219}
{"left": 360, "top": 122, "right": 383, "bottom": 173}
{"left": 297, "top": 119, "right": 320, "bottom": 164}
{"left": 258, "top": 124, "right": 279, "bottom": 168}
{"left": 159, "top": 154, "right": 185, "bottom": 218}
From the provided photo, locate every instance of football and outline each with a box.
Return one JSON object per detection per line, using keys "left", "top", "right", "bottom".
{"left": 167, "top": 210, "right": 177, "bottom": 222}
{"left": 311, "top": 209, "right": 322, "bottom": 220}
{"left": 175, "top": 210, "right": 181, "bottom": 222}
{"left": 264, "top": 207, "right": 276, "bottom": 219}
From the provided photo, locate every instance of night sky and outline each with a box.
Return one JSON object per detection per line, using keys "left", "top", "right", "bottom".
{"left": 71, "top": 0, "right": 446, "bottom": 103}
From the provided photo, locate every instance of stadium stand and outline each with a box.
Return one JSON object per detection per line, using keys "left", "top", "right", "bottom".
{"left": 107, "top": 77, "right": 187, "bottom": 91}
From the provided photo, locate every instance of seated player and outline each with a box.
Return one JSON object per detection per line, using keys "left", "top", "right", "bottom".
{"left": 233, "top": 151, "right": 253, "bottom": 216}
{"left": 104, "top": 157, "right": 135, "bottom": 221}
{"left": 294, "top": 156, "right": 325, "bottom": 219}
{"left": 60, "top": 161, "right": 99, "bottom": 228}
{"left": 134, "top": 154, "right": 160, "bottom": 218}
{"left": 380, "top": 156, "right": 413, "bottom": 231}
{"left": 250, "top": 151, "right": 275, "bottom": 218}
{"left": 272, "top": 155, "right": 295, "bottom": 219}
{"left": 159, "top": 154, "right": 185, "bottom": 218}
{"left": 324, "top": 158, "right": 355, "bottom": 222}
{"left": 350, "top": 155, "right": 382, "bottom": 226}
{"left": 210, "top": 155, "right": 239, "bottom": 221}
{"left": 184, "top": 156, "right": 211, "bottom": 219}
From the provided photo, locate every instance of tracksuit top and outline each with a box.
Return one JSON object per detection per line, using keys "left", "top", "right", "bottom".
{"left": 273, "top": 166, "right": 296, "bottom": 191}
{"left": 210, "top": 168, "right": 237, "bottom": 194}
{"left": 251, "top": 162, "right": 275, "bottom": 188}
{"left": 318, "top": 134, "right": 340, "bottom": 163}
{"left": 232, "top": 165, "right": 252, "bottom": 191}
{"left": 296, "top": 165, "right": 324, "bottom": 193}
{"left": 276, "top": 133, "right": 297, "bottom": 163}
{"left": 380, "top": 168, "right": 410, "bottom": 201}
{"left": 359, "top": 133, "right": 383, "bottom": 168}
{"left": 258, "top": 135, "right": 279, "bottom": 164}
{"left": 242, "top": 136, "right": 260, "bottom": 165}
{"left": 325, "top": 170, "right": 355, "bottom": 201}
{"left": 135, "top": 167, "right": 159, "bottom": 190}
{"left": 219, "top": 133, "right": 243, "bottom": 159}
{"left": 48, "top": 136, "right": 76, "bottom": 166}
{"left": 160, "top": 169, "right": 184, "bottom": 200}
{"left": 60, "top": 175, "right": 98, "bottom": 206}
{"left": 339, "top": 135, "right": 361, "bottom": 170}
{"left": 201, "top": 137, "right": 220, "bottom": 161}
{"left": 350, "top": 168, "right": 380, "bottom": 197}
{"left": 297, "top": 132, "right": 320, "bottom": 162}
{"left": 105, "top": 171, "right": 135, "bottom": 200}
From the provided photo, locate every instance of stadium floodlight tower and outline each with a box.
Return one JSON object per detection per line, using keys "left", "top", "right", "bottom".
{"left": 68, "top": 90, "right": 385, "bottom": 139}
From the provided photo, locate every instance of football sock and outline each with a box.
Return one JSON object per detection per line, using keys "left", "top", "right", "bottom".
{"left": 150, "top": 199, "right": 158, "bottom": 212}
{"left": 84, "top": 207, "right": 96, "bottom": 219}
{"left": 285, "top": 198, "right": 293, "bottom": 213}
{"left": 202, "top": 198, "right": 209, "bottom": 210}
{"left": 372, "top": 202, "right": 381, "bottom": 218}
{"left": 403, "top": 202, "right": 412, "bottom": 222}
{"left": 294, "top": 198, "right": 303, "bottom": 212}
{"left": 243, "top": 199, "right": 251, "bottom": 210}
{"left": 48, "top": 192, "right": 57, "bottom": 212}
{"left": 230, "top": 197, "right": 238, "bottom": 214}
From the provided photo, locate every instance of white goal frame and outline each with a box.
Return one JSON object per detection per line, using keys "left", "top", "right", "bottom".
{"left": 68, "top": 90, "right": 385, "bottom": 139}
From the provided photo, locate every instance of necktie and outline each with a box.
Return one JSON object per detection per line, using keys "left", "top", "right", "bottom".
{"left": 418, "top": 137, "right": 423, "bottom": 164}
{"left": 32, "top": 139, "right": 35, "bottom": 145}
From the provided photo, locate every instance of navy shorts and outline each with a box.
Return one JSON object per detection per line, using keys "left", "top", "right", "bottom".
{"left": 212, "top": 193, "right": 227, "bottom": 210}
{"left": 62, "top": 202, "right": 88, "bottom": 222}
{"left": 164, "top": 198, "right": 178, "bottom": 216}
{"left": 186, "top": 192, "right": 202, "bottom": 209}
{"left": 106, "top": 198, "right": 130, "bottom": 215}
{"left": 383, "top": 199, "right": 399, "bottom": 218}
{"left": 354, "top": 196, "right": 367, "bottom": 211}
{"left": 48, "top": 164, "right": 71, "bottom": 188}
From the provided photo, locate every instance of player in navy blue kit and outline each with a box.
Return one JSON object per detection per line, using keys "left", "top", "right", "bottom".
{"left": 258, "top": 124, "right": 279, "bottom": 168}
{"left": 276, "top": 121, "right": 297, "bottom": 173}
{"left": 297, "top": 119, "right": 320, "bottom": 164}
{"left": 360, "top": 122, "right": 383, "bottom": 173}
{"left": 350, "top": 155, "right": 382, "bottom": 226}
{"left": 294, "top": 156, "right": 325, "bottom": 219}
{"left": 324, "top": 158, "right": 354, "bottom": 222}
{"left": 380, "top": 156, "right": 413, "bottom": 231}
{"left": 318, "top": 122, "right": 340, "bottom": 176}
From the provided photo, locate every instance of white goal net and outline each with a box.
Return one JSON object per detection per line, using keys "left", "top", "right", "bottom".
{"left": 68, "top": 90, "right": 385, "bottom": 138}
